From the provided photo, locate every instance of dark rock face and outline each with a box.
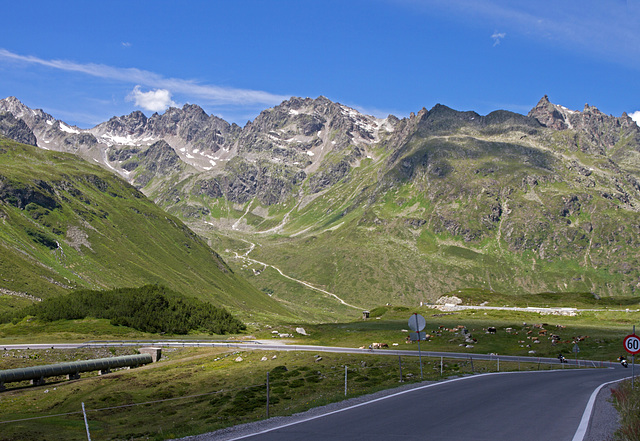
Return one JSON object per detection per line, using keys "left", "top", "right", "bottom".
{"left": 528, "top": 95, "right": 570, "bottom": 130}
{"left": 308, "top": 159, "right": 351, "bottom": 193}
{"left": 133, "top": 140, "right": 183, "bottom": 187}
{"left": 218, "top": 159, "right": 307, "bottom": 205}
{"left": 528, "top": 95, "right": 640, "bottom": 155}
{"left": 145, "top": 104, "right": 236, "bottom": 150}
{"left": 63, "top": 132, "right": 99, "bottom": 149}
{"left": 0, "top": 176, "right": 60, "bottom": 210}
{"left": 0, "top": 113, "right": 37, "bottom": 146}
{"left": 102, "top": 111, "right": 148, "bottom": 136}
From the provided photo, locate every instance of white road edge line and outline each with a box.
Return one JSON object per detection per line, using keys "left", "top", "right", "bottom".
{"left": 224, "top": 369, "right": 571, "bottom": 441}
{"left": 571, "top": 375, "right": 632, "bottom": 441}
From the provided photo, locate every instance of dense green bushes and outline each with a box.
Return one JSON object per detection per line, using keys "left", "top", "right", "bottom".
{"left": 2, "top": 285, "right": 246, "bottom": 335}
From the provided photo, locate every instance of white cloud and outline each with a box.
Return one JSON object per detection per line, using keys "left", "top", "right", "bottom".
{"left": 121, "top": 42, "right": 132, "bottom": 48}
{"left": 491, "top": 31, "right": 506, "bottom": 46}
{"left": 0, "top": 48, "right": 288, "bottom": 106}
{"left": 127, "top": 86, "right": 177, "bottom": 112}
{"left": 630, "top": 111, "right": 640, "bottom": 127}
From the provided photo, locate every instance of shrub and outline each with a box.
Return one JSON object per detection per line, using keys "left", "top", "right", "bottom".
{"left": 3, "top": 285, "right": 246, "bottom": 335}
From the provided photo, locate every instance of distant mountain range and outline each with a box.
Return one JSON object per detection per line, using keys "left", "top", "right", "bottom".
{"left": 2, "top": 95, "right": 640, "bottom": 309}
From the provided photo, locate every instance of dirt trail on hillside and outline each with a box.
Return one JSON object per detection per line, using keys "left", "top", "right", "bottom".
{"left": 233, "top": 240, "right": 363, "bottom": 310}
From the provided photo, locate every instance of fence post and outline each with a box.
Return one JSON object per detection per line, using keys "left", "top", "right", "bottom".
{"left": 497, "top": 357, "right": 500, "bottom": 372}
{"left": 266, "top": 372, "right": 270, "bottom": 419}
{"left": 469, "top": 356, "right": 474, "bottom": 373}
{"left": 440, "top": 356, "right": 443, "bottom": 376}
{"left": 398, "top": 355, "right": 403, "bottom": 382}
{"left": 344, "top": 365, "right": 348, "bottom": 396}
{"left": 82, "top": 402, "right": 92, "bottom": 441}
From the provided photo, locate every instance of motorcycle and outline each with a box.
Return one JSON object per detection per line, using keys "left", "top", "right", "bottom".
{"left": 619, "top": 356, "right": 628, "bottom": 368}
{"left": 557, "top": 354, "right": 568, "bottom": 363}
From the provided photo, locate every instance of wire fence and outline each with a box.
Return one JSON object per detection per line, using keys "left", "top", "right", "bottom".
{"left": 0, "top": 352, "right": 586, "bottom": 440}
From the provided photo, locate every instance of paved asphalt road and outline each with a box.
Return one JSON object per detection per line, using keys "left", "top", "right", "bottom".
{"left": 2, "top": 342, "right": 632, "bottom": 440}
{"left": 215, "top": 367, "right": 630, "bottom": 441}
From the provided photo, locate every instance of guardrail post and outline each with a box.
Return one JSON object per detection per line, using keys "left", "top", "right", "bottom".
{"left": 266, "top": 371, "right": 270, "bottom": 419}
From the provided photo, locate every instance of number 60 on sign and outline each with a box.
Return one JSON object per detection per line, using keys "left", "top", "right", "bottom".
{"left": 624, "top": 334, "right": 640, "bottom": 355}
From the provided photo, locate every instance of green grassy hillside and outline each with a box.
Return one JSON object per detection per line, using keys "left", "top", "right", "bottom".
{"left": 0, "top": 138, "right": 292, "bottom": 320}
{"left": 183, "top": 121, "right": 640, "bottom": 311}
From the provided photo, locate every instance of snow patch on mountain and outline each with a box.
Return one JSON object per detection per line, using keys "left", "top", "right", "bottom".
{"left": 59, "top": 122, "right": 80, "bottom": 134}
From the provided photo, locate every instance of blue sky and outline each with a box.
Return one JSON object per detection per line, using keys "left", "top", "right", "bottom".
{"left": 1, "top": 0, "right": 639, "bottom": 128}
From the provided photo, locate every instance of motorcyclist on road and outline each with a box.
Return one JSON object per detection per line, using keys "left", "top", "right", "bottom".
{"left": 618, "top": 356, "right": 628, "bottom": 367}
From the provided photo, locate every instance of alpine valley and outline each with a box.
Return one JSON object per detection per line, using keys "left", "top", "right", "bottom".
{"left": 2, "top": 95, "right": 640, "bottom": 321}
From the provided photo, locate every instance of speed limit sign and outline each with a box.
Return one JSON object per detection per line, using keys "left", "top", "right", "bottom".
{"left": 624, "top": 334, "right": 640, "bottom": 354}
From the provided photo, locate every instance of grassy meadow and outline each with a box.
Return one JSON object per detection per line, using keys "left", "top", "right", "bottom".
{"left": 0, "top": 291, "right": 638, "bottom": 440}
{"left": 0, "top": 345, "right": 567, "bottom": 441}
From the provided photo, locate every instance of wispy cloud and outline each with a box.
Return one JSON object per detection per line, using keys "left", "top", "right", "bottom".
{"left": 121, "top": 42, "right": 132, "bottom": 48}
{"left": 0, "top": 48, "right": 289, "bottom": 106}
{"left": 127, "top": 86, "right": 177, "bottom": 112}
{"left": 491, "top": 31, "right": 506, "bottom": 46}
{"left": 397, "top": 0, "right": 640, "bottom": 69}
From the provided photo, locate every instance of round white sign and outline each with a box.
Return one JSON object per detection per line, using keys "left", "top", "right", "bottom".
{"left": 624, "top": 334, "right": 640, "bottom": 355}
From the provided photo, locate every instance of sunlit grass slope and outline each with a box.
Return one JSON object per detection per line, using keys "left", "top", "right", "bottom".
{"left": 0, "top": 138, "right": 292, "bottom": 319}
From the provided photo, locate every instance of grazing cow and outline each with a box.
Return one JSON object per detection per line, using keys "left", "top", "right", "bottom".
{"left": 487, "top": 327, "right": 497, "bottom": 334}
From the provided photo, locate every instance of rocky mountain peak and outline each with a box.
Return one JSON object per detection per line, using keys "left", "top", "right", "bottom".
{"left": 0, "top": 96, "right": 53, "bottom": 128}
{"left": 527, "top": 95, "right": 573, "bottom": 130}
{"left": 0, "top": 112, "right": 38, "bottom": 146}
{"left": 102, "top": 111, "right": 148, "bottom": 135}
{"left": 0, "top": 96, "right": 28, "bottom": 115}
{"left": 528, "top": 96, "right": 640, "bottom": 154}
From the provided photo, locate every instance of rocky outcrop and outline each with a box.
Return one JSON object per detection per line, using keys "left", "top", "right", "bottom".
{"left": 0, "top": 113, "right": 37, "bottom": 146}
{"left": 528, "top": 95, "right": 572, "bottom": 130}
{"left": 0, "top": 176, "right": 60, "bottom": 210}
{"left": 529, "top": 95, "right": 640, "bottom": 155}
{"left": 132, "top": 140, "right": 184, "bottom": 187}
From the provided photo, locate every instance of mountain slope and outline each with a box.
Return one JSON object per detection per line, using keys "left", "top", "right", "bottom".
{"left": 3, "top": 95, "right": 640, "bottom": 311}
{"left": 210, "top": 99, "right": 640, "bottom": 306}
{"left": 0, "top": 137, "right": 290, "bottom": 319}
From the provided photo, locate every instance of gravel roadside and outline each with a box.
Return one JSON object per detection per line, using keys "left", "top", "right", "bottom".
{"left": 584, "top": 384, "right": 621, "bottom": 441}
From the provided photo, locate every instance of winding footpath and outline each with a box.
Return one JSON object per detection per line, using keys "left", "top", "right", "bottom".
{"left": 232, "top": 239, "right": 364, "bottom": 310}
